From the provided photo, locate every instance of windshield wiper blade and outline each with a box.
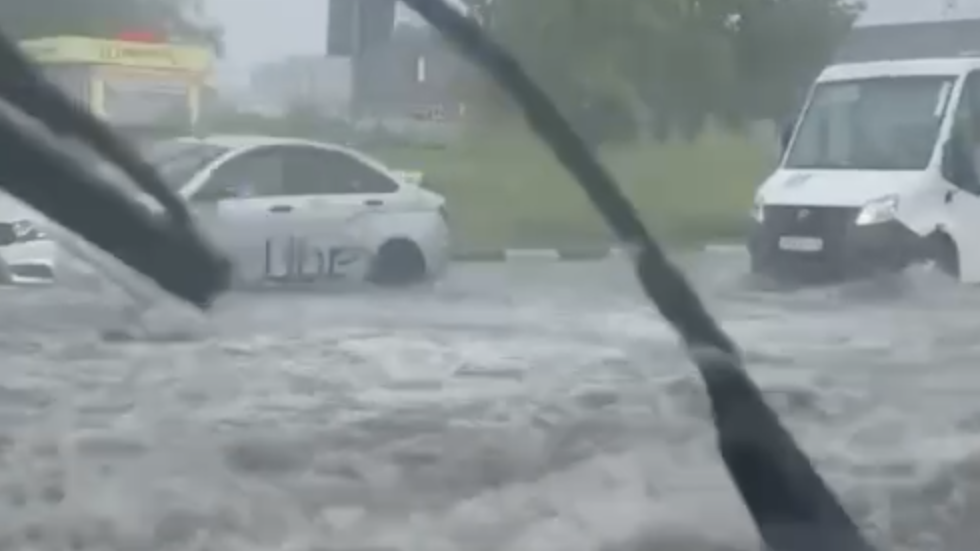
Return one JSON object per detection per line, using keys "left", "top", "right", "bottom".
{"left": 401, "top": 1, "right": 875, "bottom": 550}
{"left": 704, "top": 359, "right": 873, "bottom": 551}
{"left": 0, "top": 31, "right": 230, "bottom": 308}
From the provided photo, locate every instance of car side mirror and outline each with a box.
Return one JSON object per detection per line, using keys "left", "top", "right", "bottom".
{"left": 942, "top": 132, "right": 979, "bottom": 192}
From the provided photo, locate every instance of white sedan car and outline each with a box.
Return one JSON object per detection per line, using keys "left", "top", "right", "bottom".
{"left": 0, "top": 135, "right": 451, "bottom": 294}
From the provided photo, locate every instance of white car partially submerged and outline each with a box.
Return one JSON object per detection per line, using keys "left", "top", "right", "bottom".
{"left": 0, "top": 134, "right": 451, "bottom": 296}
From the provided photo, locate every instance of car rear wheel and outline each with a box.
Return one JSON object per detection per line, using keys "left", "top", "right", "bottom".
{"left": 368, "top": 239, "right": 427, "bottom": 286}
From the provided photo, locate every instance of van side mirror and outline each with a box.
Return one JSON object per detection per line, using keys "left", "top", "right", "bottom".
{"left": 779, "top": 123, "right": 794, "bottom": 152}
{"left": 942, "top": 132, "right": 980, "bottom": 192}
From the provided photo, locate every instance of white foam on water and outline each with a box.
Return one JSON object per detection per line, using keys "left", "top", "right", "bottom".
{"left": 0, "top": 257, "right": 974, "bottom": 549}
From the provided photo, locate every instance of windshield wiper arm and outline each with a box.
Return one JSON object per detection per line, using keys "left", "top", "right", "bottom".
{"left": 401, "top": 1, "right": 875, "bottom": 550}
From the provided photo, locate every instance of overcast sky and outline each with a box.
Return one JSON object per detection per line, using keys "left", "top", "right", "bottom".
{"left": 205, "top": 0, "right": 416, "bottom": 86}
{"left": 204, "top": 0, "right": 980, "bottom": 83}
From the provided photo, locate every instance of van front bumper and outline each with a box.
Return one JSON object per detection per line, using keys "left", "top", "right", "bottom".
{"left": 747, "top": 205, "right": 926, "bottom": 283}
{"left": 0, "top": 239, "right": 57, "bottom": 283}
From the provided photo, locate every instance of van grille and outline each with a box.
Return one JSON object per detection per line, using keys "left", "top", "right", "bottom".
{"left": 759, "top": 206, "right": 861, "bottom": 278}
{"left": 763, "top": 206, "right": 859, "bottom": 238}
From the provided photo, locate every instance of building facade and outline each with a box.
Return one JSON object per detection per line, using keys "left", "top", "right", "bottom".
{"left": 836, "top": 18, "right": 980, "bottom": 63}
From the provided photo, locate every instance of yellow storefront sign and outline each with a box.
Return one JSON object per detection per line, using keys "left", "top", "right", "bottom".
{"left": 19, "top": 36, "right": 211, "bottom": 73}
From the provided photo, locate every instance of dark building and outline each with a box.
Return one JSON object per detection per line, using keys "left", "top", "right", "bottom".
{"left": 351, "top": 23, "right": 464, "bottom": 119}
{"left": 327, "top": 0, "right": 463, "bottom": 119}
{"left": 836, "top": 18, "right": 980, "bottom": 63}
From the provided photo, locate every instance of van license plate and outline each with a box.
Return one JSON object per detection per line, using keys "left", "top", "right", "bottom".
{"left": 778, "top": 236, "right": 823, "bottom": 252}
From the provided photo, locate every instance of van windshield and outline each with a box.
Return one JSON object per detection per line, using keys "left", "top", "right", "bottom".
{"left": 784, "top": 76, "right": 954, "bottom": 171}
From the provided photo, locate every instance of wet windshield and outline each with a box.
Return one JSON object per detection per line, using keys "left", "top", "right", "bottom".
{"left": 785, "top": 76, "right": 954, "bottom": 170}
{"left": 5, "top": 0, "right": 979, "bottom": 550}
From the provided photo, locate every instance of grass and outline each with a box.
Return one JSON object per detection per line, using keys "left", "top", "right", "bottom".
{"left": 369, "top": 127, "right": 773, "bottom": 254}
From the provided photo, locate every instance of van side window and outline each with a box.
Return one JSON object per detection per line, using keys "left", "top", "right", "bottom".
{"left": 953, "top": 73, "right": 980, "bottom": 191}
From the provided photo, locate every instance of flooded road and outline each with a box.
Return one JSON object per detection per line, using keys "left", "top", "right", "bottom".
{"left": 0, "top": 251, "right": 977, "bottom": 550}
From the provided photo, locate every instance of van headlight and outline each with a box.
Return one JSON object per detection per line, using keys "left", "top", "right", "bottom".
{"left": 855, "top": 195, "right": 899, "bottom": 225}
{"left": 750, "top": 196, "right": 765, "bottom": 222}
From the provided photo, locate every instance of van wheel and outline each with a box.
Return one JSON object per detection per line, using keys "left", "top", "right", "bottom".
{"left": 368, "top": 239, "right": 427, "bottom": 286}
{"left": 929, "top": 234, "right": 960, "bottom": 279}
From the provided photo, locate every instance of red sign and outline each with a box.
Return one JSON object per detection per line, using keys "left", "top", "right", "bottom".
{"left": 115, "top": 30, "right": 161, "bottom": 43}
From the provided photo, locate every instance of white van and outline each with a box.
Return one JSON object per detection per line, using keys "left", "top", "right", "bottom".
{"left": 748, "top": 56, "right": 980, "bottom": 283}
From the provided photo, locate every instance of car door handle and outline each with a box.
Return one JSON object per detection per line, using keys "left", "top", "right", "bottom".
{"left": 364, "top": 199, "right": 383, "bottom": 206}
{"left": 269, "top": 205, "right": 293, "bottom": 213}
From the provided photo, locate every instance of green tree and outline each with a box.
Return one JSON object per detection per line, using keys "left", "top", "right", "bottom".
{"left": 456, "top": 0, "right": 863, "bottom": 144}
{"left": 0, "top": 0, "right": 222, "bottom": 50}
{"left": 730, "top": 0, "right": 863, "bottom": 122}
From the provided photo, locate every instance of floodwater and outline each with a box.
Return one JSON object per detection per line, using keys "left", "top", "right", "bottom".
{"left": 0, "top": 251, "right": 977, "bottom": 551}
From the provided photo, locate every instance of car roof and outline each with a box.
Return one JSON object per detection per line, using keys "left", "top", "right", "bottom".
{"left": 819, "top": 57, "right": 980, "bottom": 82}
{"left": 175, "top": 134, "right": 343, "bottom": 150}
{"left": 170, "top": 134, "right": 398, "bottom": 179}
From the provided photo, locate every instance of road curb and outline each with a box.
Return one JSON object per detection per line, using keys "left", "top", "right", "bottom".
{"left": 451, "top": 249, "right": 608, "bottom": 262}
{"left": 451, "top": 243, "right": 742, "bottom": 262}
{"left": 701, "top": 243, "right": 743, "bottom": 253}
